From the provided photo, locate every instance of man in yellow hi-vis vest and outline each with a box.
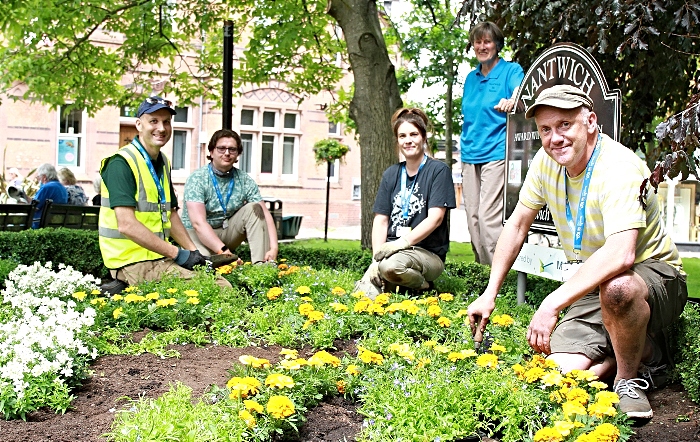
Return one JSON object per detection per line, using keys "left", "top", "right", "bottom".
{"left": 99, "top": 96, "right": 231, "bottom": 291}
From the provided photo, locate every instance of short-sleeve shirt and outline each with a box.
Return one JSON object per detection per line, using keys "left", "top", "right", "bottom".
{"left": 519, "top": 134, "right": 681, "bottom": 270}
{"left": 373, "top": 157, "right": 456, "bottom": 261}
{"left": 180, "top": 165, "right": 263, "bottom": 229}
{"left": 101, "top": 152, "right": 178, "bottom": 209}
{"left": 460, "top": 59, "right": 524, "bottom": 164}
{"left": 32, "top": 179, "right": 68, "bottom": 228}
{"left": 65, "top": 184, "right": 89, "bottom": 206}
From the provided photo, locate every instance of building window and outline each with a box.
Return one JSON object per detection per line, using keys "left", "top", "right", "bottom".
{"left": 170, "top": 104, "right": 191, "bottom": 174}
{"left": 282, "top": 136, "right": 296, "bottom": 175}
{"left": 239, "top": 133, "right": 253, "bottom": 173}
{"left": 262, "top": 111, "right": 276, "bottom": 128}
{"left": 328, "top": 121, "right": 341, "bottom": 136}
{"left": 174, "top": 106, "right": 189, "bottom": 123}
{"left": 241, "top": 109, "right": 255, "bottom": 126}
{"left": 352, "top": 178, "right": 361, "bottom": 200}
{"left": 172, "top": 130, "right": 187, "bottom": 170}
{"left": 284, "top": 113, "right": 298, "bottom": 129}
{"left": 57, "top": 106, "right": 86, "bottom": 169}
{"left": 261, "top": 135, "right": 275, "bottom": 174}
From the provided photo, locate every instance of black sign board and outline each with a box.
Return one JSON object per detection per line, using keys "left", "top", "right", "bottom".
{"left": 504, "top": 43, "right": 621, "bottom": 233}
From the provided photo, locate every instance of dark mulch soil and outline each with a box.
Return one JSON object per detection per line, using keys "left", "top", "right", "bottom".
{"left": 0, "top": 341, "right": 697, "bottom": 442}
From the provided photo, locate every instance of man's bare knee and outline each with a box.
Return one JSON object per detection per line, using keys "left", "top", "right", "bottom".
{"left": 600, "top": 276, "right": 635, "bottom": 312}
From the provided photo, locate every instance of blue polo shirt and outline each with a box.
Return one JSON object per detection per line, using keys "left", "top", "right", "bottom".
{"left": 460, "top": 58, "right": 524, "bottom": 164}
{"left": 32, "top": 179, "right": 68, "bottom": 228}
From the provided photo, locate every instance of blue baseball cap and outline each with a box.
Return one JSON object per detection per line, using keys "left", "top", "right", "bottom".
{"left": 136, "top": 96, "right": 177, "bottom": 118}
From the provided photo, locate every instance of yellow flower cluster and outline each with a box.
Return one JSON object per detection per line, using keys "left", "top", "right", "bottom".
{"left": 491, "top": 314, "right": 515, "bottom": 327}
{"left": 357, "top": 346, "right": 384, "bottom": 365}
{"left": 307, "top": 350, "right": 341, "bottom": 367}
{"left": 295, "top": 285, "right": 311, "bottom": 295}
{"left": 353, "top": 296, "right": 386, "bottom": 315}
{"left": 265, "top": 373, "right": 295, "bottom": 389}
{"left": 239, "top": 355, "right": 271, "bottom": 369}
{"left": 331, "top": 286, "right": 346, "bottom": 296}
{"left": 216, "top": 262, "right": 238, "bottom": 274}
{"left": 227, "top": 376, "right": 261, "bottom": 399}
{"left": 298, "top": 300, "right": 325, "bottom": 329}
{"left": 266, "top": 395, "right": 295, "bottom": 419}
{"left": 267, "top": 286, "right": 283, "bottom": 300}
{"left": 387, "top": 343, "right": 415, "bottom": 362}
{"left": 278, "top": 265, "right": 300, "bottom": 277}
{"left": 385, "top": 300, "right": 420, "bottom": 315}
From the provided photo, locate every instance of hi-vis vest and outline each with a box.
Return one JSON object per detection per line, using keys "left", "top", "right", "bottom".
{"left": 98, "top": 143, "right": 173, "bottom": 269}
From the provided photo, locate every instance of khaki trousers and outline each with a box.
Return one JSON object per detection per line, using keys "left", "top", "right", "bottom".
{"left": 360, "top": 246, "right": 445, "bottom": 291}
{"left": 113, "top": 259, "right": 232, "bottom": 289}
{"left": 462, "top": 160, "right": 505, "bottom": 266}
{"left": 187, "top": 202, "right": 270, "bottom": 263}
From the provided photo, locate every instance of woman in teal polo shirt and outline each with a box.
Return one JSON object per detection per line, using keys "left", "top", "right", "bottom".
{"left": 460, "top": 21, "right": 524, "bottom": 266}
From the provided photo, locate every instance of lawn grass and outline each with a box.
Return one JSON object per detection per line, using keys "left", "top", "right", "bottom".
{"left": 289, "top": 239, "right": 697, "bottom": 299}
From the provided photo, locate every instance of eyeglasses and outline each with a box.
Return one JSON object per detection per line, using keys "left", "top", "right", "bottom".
{"left": 145, "top": 97, "right": 173, "bottom": 107}
{"left": 215, "top": 146, "right": 239, "bottom": 154}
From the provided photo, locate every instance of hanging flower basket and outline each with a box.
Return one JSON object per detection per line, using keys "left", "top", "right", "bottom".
{"left": 313, "top": 139, "right": 350, "bottom": 165}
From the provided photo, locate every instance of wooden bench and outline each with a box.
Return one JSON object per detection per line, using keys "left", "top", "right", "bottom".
{"left": 0, "top": 201, "right": 37, "bottom": 231}
{"left": 38, "top": 200, "right": 100, "bottom": 230}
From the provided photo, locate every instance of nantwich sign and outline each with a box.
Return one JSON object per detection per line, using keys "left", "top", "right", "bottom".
{"left": 504, "top": 42, "right": 621, "bottom": 234}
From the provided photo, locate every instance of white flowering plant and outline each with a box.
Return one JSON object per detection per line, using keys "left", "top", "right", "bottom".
{"left": 0, "top": 262, "right": 99, "bottom": 419}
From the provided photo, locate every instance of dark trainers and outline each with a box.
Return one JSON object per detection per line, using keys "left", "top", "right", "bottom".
{"left": 614, "top": 378, "right": 653, "bottom": 419}
{"left": 99, "top": 279, "right": 128, "bottom": 295}
{"left": 638, "top": 363, "right": 669, "bottom": 390}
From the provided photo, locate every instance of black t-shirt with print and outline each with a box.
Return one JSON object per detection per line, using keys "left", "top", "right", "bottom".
{"left": 372, "top": 157, "right": 456, "bottom": 261}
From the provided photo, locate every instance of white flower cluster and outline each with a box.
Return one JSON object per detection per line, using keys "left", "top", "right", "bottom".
{"left": 0, "top": 262, "right": 99, "bottom": 399}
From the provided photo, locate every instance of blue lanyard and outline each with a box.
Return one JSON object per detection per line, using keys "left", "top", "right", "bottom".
{"left": 208, "top": 164, "right": 235, "bottom": 218}
{"left": 565, "top": 134, "right": 602, "bottom": 257}
{"left": 131, "top": 138, "right": 167, "bottom": 206}
{"left": 400, "top": 155, "right": 427, "bottom": 219}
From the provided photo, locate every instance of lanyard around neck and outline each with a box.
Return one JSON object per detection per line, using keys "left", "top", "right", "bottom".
{"left": 131, "top": 138, "right": 166, "bottom": 205}
{"left": 208, "top": 163, "right": 235, "bottom": 218}
{"left": 565, "top": 134, "right": 602, "bottom": 257}
{"left": 400, "top": 155, "right": 427, "bottom": 219}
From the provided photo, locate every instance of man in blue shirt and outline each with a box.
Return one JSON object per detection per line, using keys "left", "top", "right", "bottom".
{"left": 32, "top": 163, "right": 68, "bottom": 228}
{"left": 460, "top": 21, "right": 524, "bottom": 265}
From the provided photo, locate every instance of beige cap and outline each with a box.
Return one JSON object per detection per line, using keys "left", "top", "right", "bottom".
{"left": 525, "top": 84, "right": 594, "bottom": 119}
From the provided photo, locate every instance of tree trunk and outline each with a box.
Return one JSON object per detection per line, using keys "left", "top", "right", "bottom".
{"left": 327, "top": 0, "right": 403, "bottom": 249}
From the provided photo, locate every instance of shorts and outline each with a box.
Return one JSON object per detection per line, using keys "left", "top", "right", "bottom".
{"left": 112, "top": 258, "right": 232, "bottom": 289}
{"left": 550, "top": 259, "right": 687, "bottom": 362}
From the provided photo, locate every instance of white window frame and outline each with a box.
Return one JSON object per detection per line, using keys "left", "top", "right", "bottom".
{"left": 261, "top": 110, "right": 278, "bottom": 129}
{"left": 351, "top": 178, "right": 361, "bottom": 200}
{"left": 259, "top": 133, "right": 277, "bottom": 178}
{"left": 239, "top": 132, "right": 255, "bottom": 174}
{"left": 240, "top": 108, "right": 257, "bottom": 128}
{"left": 328, "top": 121, "right": 341, "bottom": 137}
{"left": 281, "top": 135, "right": 299, "bottom": 179}
{"left": 57, "top": 106, "right": 87, "bottom": 173}
{"left": 170, "top": 104, "right": 193, "bottom": 177}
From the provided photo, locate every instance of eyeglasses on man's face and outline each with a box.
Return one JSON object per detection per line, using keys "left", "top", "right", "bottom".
{"left": 215, "top": 146, "right": 239, "bottom": 155}
{"left": 145, "top": 97, "right": 173, "bottom": 107}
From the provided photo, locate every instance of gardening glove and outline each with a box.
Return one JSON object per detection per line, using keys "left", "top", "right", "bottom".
{"left": 367, "top": 260, "right": 382, "bottom": 287}
{"left": 373, "top": 237, "right": 410, "bottom": 261}
{"left": 175, "top": 248, "right": 207, "bottom": 271}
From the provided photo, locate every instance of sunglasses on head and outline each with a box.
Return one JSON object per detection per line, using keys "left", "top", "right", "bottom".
{"left": 145, "top": 97, "right": 173, "bottom": 107}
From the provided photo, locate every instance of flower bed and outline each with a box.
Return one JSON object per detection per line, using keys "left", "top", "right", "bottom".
{"left": 3, "top": 258, "right": 690, "bottom": 441}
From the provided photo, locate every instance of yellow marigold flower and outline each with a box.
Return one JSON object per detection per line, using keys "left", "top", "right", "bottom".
{"left": 541, "top": 370, "right": 564, "bottom": 387}
{"left": 112, "top": 294, "right": 123, "bottom": 301}
{"left": 433, "top": 345, "right": 450, "bottom": 354}
{"left": 295, "top": 285, "right": 311, "bottom": 295}
{"left": 267, "top": 287, "right": 283, "bottom": 300}
{"left": 186, "top": 297, "right": 200, "bottom": 305}
{"left": 91, "top": 289, "right": 102, "bottom": 295}
{"left": 184, "top": 289, "right": 199, "bottom": 297}
{"left": 307, "top": 310, "right": 325, "bottom": 321}
{"left": 366, "top": 303, "right": 385, "bottom": 315}
{"left": 512, "top": 363, "right": 526, "bottom": 379}
{"left": 374, "top": 293, "right": 390, "bottom": 306}
{"left": 217, "top": 264, "right": 233, "bottom": 274}
{"left": 72, "top": 291, "right": 87, "bottom": 301}
{"left": 427, "top": 305, "right": 442, "bottom": 317}
{"left": 402, "top": 300, "right": 420, "bottom": 314}
{"left": 265, "top": 373, "right": 295, "bottom": 389}
{"left": 422, "top": 340, "right": 437, "bottom": 348}
{"left": 357, "top": 347, "right": 384, "bottom": 365}
{"left": 267, "top": 395, "right": 295, "bottom": 419}
{"left": 280, "top": 348, "right": 298, "bottom": 359}
{"left": 387, "top": 343, "right": 415, "bottom": 361}
{"left": 354, "top": 298, "right": 372, "bottom": 313}
{"left": 238, "top": 410, "right": 256, "bottom": 428}
{"left": 533, "top": 426, "right": 564, "bottom": 442}
{"left": 566, "top": 387, "right": 590, "bottom": 405}
{"left": 90, "top": 297, "right": 107, "bottom": 307}
{"left": 562, "top": 400, "right": 587, "bottom": 418}
{"left": 124, "top": 293, "right": 146, "bottom": 303}
{"left": 112, "top": 307, "right": 124, "bottom": 319}
{"left": 244, "top": 400, "right": 264, "bottom": 413}
{"left": 124, "top": 286, "right": 138, "bottom": 293}
{"left": 330, "top": 302, "right": 349, "bottom": 312}
{"left": 156, "top": 298, "right": 177, "bottom": 307}
{"left": 569, "top": 369, "right": 598, "bottom": 382}
{"left": 448, "top": 351, "right": 467, "bottom": 362}
{"left": 491, "top": 314, "right": 515, "bottom": 327}
{"left": 588, "top": 422, "right": 620, "bottom": 441}
{"left": 279, "top": 359, "right": 303, "bottom": 370}
{"left": 549, "top": 390, "right": 564, "bottom": 403}
{"left": 346, "top": 365, "right": 360, "bottom": 376}
{"left": 298, "top": 303, "right": 315, "bottom": 316}
{"left": 227, "top": 376, "right": 261, "bottom": 399}
{"left": 145, "top": 292, "right": 160, "bottom": 300}
{"left": 425, "top": 296, "right": 439, "bottom": 305}
{"left": 490, "top": 343, "right": 506, "bottom": 353}
{"left": 595, "top": 390, "right": 620, "bottom": 407}
{"left": 166, "top": 288, "right": 178, "bottom": 294}
{"left": 331, "top": 286, "right": 346, "bottom": 296}
{"left": 552, "top": 420, "right": 576, "bottom": 437}
{"left": 308, "top": 350, "right": 341, "bottom": 367}
{"left": 476, "top": 353, "right": 499, "bottom": 369}
{"left": 336, "top": 380, "right": 346, "bottom": 394}
{"left": 456, "top": 309, "right": 468, "bottom": 317}
{"left": 278, "top": 263, "right": 289, "bottom": 270}
{"left": 350, "top": 290, "right": 364, "bottom": 299}
{"left": 239, "top": 355, "right": 271, "bottom": 368}
{"left": 524, "top": 366, "right": 546, "bottom": 383}
{"left": 300, "top": 296, "right": 312, "bottom": 302}
{"left": 574, "top": 434, "right": 594, "bottom": 442}
{"left": 438, "top": 293, "right": 454, "bottom": 301}
{"left": 587, "top": 402, "right": 617, "bottom": 419}
{"left": 416, "top": 357, "right": 431, "bottom": 368}
{"left": 460, "top": 349, "right": 477, "bottom": 358}
{"left": 544, "top": 358, "right": 559, "bottom": 369}
{"left": 437, "top": 316, "right": 451, "bottom": 327}
{"left": 588, "top": 381, "right": 608, "bottom": 390}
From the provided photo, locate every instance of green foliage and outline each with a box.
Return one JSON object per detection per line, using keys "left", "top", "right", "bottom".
{"left": 312, "top": 139, "right": 350, "bottom": 165}
{"left": 0, "top": 258, "right": 18, "bottom": 288}
{"left": 0, "top": 229, "right": 106, "bottom": 278}
{"left": 674, "top": 302, "right": 700, "bottom": 402}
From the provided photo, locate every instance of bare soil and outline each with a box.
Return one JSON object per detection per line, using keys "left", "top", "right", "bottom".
{"left": 0, "top": 341, "right": 697, "bottom": 442}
